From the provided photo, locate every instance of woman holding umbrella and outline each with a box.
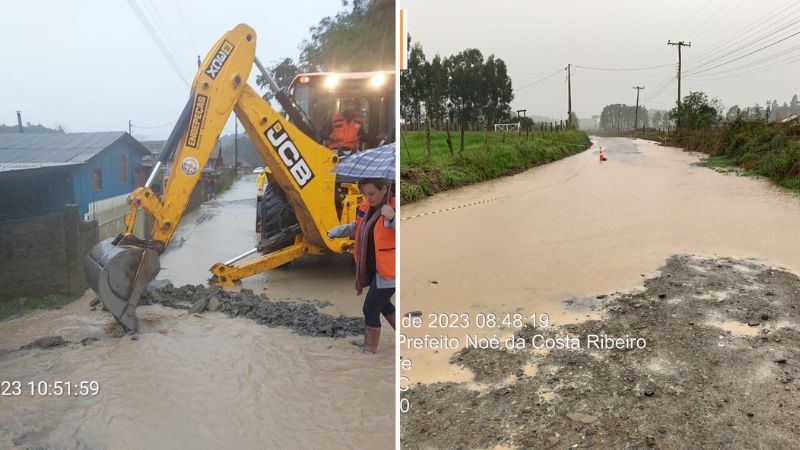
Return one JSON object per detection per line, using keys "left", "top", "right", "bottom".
{"left": 327, "top": 177, "right": 396, "bottom": 354}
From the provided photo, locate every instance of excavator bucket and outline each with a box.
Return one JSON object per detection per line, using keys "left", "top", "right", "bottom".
{"left": 84, "top": 238, "right": 160, "bottom": 333}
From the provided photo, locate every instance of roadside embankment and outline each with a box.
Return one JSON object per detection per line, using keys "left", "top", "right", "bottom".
{"left": 665, "top": 121, "right": 800, "bottom": 192}
{"left": 400, "top": 129, "right": 591, "bottom": 203}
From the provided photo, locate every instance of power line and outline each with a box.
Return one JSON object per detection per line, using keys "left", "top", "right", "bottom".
{"left": 650, "top": 0, "right": 716, "bottom": 64}
{"left": 142, "top": 0, "right": 189, "bottom": 65}
{"left": 686, "top": 50, "right": 800, "bottom": 81}
{"left": 685, "top": 16, "right": 800, "bottom": 73}
{"left": 515, "top": 68, "right": 563, "bottom": 91}
{"left": 685, "top": 0, "right": 740, "bottom": 42}
{"left": 685, "top": 42, "right": 800, "bottom": 79}
{"left": 686, "top": 0, "right": 750, "bottom": 44}
{"left": 646, "top": 77, "right": 676, "bottom": 102}
{"left": 685, "top": 29, "right": 800, "bottom": 76}
{"left": 171, "top": 0, "right": 198, "bottom": 51}
{"left": 126, "top": 0, "right": 190, "bottom": 86}
{"left": 686, "top": 0, "right": 800, "bottom": 65}
{"left": 131, "top": 120, "right": 176, "bottom": 129}
{"left": 573, "top": 63, "right": 674, "bottom": 72}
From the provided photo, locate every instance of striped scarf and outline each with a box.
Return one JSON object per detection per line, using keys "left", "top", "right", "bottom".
{"left": 355, "top": 194, "right": 389, "bottom": 292}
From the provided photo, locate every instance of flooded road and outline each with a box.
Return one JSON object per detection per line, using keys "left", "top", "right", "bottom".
{"left": 1, "top": 176, "right": 394, "bottom": 449}
{"left": 160, "top": 175, "right": 362, "bottom": 316}
{"left": 400, "top": 137, "right": 800, "bottom": 384}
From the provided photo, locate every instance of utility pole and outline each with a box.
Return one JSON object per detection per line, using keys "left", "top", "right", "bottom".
{"left": 617, "top": 104, "right": 621, "bottom": 133}
{"left": 128, "top": 120, "right": 132, "bottom": 135}
{"left": 633, "top": 86, "right": 645, "bottom": 131}
{"left": 566, "top": 64, "right": 572, "bottom": 128}
{"left": 667, "top": 40, "right": 691, "bottom": 126}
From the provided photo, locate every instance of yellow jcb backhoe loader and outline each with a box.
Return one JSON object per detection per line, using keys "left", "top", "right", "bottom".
{"left": 85, "top": 24, "right": 385, "bottom": 332}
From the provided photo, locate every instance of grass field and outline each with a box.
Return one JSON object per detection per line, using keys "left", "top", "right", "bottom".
{"left": 400, "top": 129, "right": 591, "bottom": 202}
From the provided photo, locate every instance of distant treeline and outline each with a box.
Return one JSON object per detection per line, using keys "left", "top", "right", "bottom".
{"left": 400, "top": 40, "right": 514, "bottom": 133}
{"left": 725, "top": 95, "right": 800, "bottom": 123}
{"left": 0, "top": 123, "right": 63, "bottom": 133}
{"left": 599, "top": 93, "right": 800, "bottom": 134}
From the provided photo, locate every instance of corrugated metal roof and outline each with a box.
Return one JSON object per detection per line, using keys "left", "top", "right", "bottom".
{"left": 0, "top": 132, "right": 152, "bottom": 174}
{"left": 0, "top": 132, "right": 129, "bottom": 164}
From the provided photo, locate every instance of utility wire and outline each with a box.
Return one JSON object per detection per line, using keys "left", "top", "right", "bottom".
{"left": 686, "top": 0, "right": 748, "bottom": 43}
{"left": 685, "top": 29, "right": 800, "bottom": 76}
{"left": 685, "top": 15, "right": 800, "bottom": 72}
{"left": 686, "top": 50, "right": 800, "bottom": 81}
{"left": 126, "top": 0, "right": 190, "bottom": 86}
{"left": 574, "top": 63, "right": 674, "bottom": 72}
{"left": 686, "top": 0, "right": 800, "bottom": 65}
{"left": 515, "top": 68, "right": 563, "bottom": 91}
{"left": 685, "top": 42, "right": 800, "bottom": 79}
{"left": 132, "top": 120, "right": 176, "bottom": 129}
{"left": 646, "top": 77, "right": 676, "bottom": 102}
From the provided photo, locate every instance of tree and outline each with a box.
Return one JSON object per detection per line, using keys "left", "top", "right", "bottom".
{"left": 791, "top": 94, "right": 800, "bottom": 115}
{"left": 256, "top": 57, "right": 302, "bottom": 100}
{"left": 426, "top": 55, "right": 448, "bottom": 127}
{"left": 299, "top": 0, "right": 394, "bottom": 72}
{"left": 479, "top": 55, "right": 514, "bottom": 127}
{"left": 726, "top": 105, "right": 740, "bottom": 122}
{"left": 652, "top": 111, "right": 662, "bottom": 130}
{"left": 400, "top": 42, "right": 428, "bottom": 129}
{"left": 446, "top": 49, "right": 485, "bottom": 152}
{"left": 669, "top": 91, "right": 722, "bottom": 130}
{"left": 568, "top": 112, "right": 580, "bottom": 129}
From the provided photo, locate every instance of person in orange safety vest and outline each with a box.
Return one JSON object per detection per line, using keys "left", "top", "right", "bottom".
{"left": 327, "top": 106, "right": 364, "bottom": 155}
{"left": 326, "top": 178, "right": 395, "bottom": 354}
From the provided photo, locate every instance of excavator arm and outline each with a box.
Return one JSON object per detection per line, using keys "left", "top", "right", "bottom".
{"left": 85, "top": 24, "right": 358, "bottom": 332}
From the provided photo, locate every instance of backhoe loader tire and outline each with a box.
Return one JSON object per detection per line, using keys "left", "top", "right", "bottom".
{"left": 259, "top": 184, "right": 299, "bottom": 252}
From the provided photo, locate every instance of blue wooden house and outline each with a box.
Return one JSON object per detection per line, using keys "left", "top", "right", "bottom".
{"left": 0, "top": 132, "right": 152, "bottom": 218}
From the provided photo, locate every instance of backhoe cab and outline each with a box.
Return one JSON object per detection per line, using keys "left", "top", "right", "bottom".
{"left": 257, "top": 71, "right": 395, "bottom": 230}
{"left": 289, "top": 71, "right": 395, "bottom": 150}
{"left": 85, "top": 24, "right": 382, "bottom": 332}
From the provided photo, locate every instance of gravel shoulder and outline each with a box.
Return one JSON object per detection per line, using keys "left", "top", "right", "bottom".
{"left": 401, "top": 255, "right": 800, "bottom": 449}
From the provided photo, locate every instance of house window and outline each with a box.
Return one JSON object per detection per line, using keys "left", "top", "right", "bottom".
{"left": 120, "top": 154, "right": 128, "bottom": 185}
{"left": 93, "top": 169, "right": 103, "bottom": 192}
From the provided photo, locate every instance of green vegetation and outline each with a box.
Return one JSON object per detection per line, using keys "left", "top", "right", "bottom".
{"left": 257, "top": 0, "right": 393, "bottom": 92}
{"left": 683, "top": 119, "right": 800, "bottom": 193}
{"left": 0, "top": 295, "right": 70, "bottom": 319}
{"left": 401, "top": 129, "right": 591, "bottom": 202}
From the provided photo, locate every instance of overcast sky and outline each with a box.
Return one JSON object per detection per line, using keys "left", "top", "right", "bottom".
{"left": 1, "top": 0, "right": 343, "bottom": 140}
{"left": 401, "top": 0, "right": 800, "bottom": 120}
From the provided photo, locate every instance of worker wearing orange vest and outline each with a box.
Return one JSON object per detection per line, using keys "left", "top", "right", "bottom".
{"left": 327, "top": 106, "right": 364, "bottom": 155}
{"left": 327, "top": 178, "right": 395, "bottom": 354}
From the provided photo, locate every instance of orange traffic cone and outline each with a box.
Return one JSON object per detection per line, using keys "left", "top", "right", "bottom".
{"left": 599, "top": 147, "right": 607, "bottom": 162}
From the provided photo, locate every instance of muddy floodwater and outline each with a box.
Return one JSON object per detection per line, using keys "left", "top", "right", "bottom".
{"left": 0, "top": 176, "right": 394, "bottom": 449}
{"left": 400, "top": 137, "right": 800, "bottom": 383}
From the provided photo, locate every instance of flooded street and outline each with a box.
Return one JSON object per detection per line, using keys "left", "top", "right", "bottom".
{"left": 1, "top": 176, "right": 394, "bottom": 449}
{"left": 400, "top": 137, "right": 800, "bottom": 384}
{"left": 160, "top": 175, "right": 363, "bottom": 316}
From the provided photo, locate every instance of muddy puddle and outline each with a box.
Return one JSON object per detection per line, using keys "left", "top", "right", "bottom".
{"left": 400, "top": 137, "right": 800, "bottom": 384}
{"left": 402, "top": 255, "right": 800, "bottom": 449}
{"left": 0, "top": 176, "right": 394, "bottom": 449}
